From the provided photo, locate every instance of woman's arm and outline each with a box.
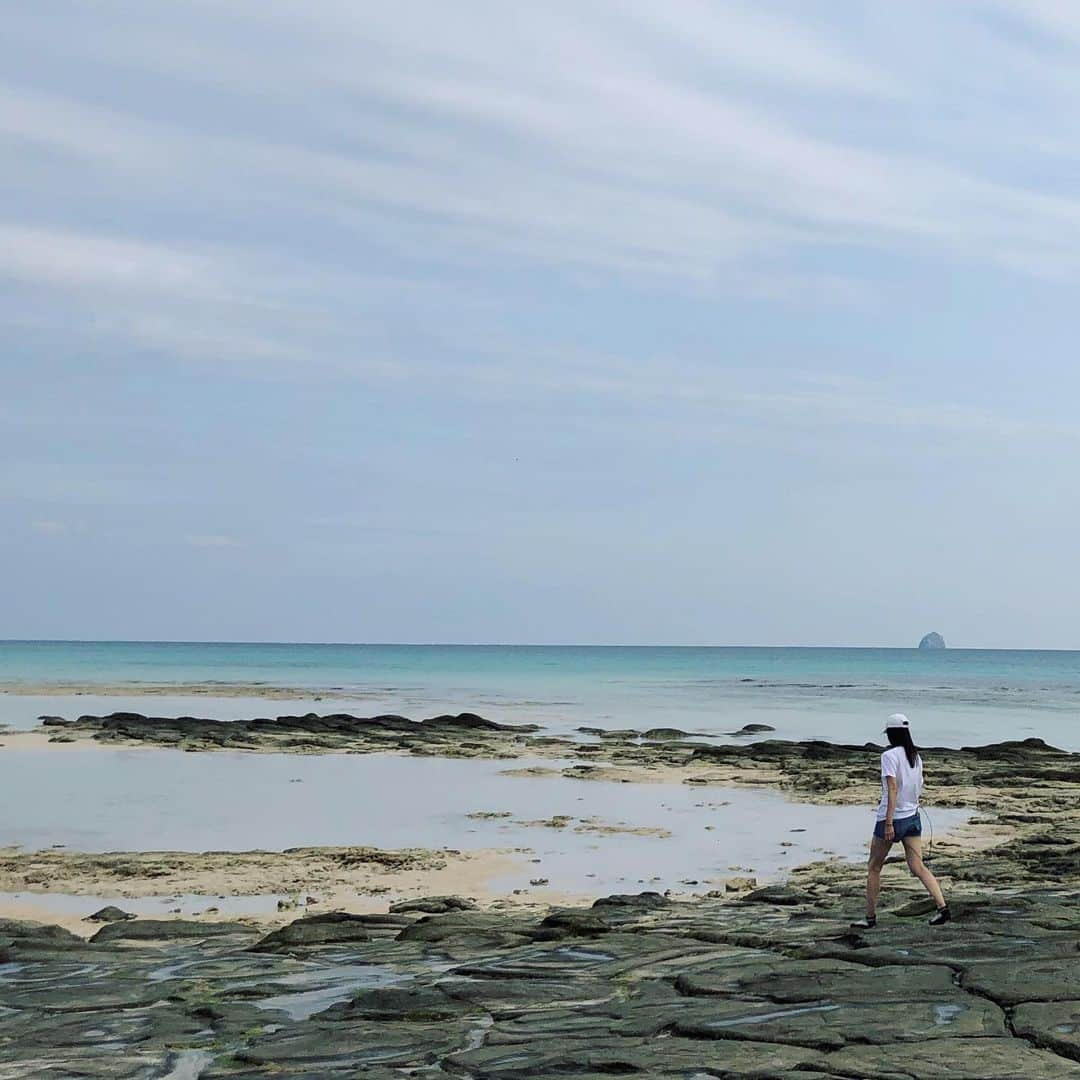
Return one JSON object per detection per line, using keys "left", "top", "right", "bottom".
{"left": 884, "top": 775, "right": 898, "bottom": 841}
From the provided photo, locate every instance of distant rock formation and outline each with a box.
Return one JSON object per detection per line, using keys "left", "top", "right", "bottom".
{"left": 919, "top": 632, "right": 946, "bottom": 650}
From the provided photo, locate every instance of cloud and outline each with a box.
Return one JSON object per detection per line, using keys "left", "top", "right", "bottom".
{"left": 619, "top": 0, "right": 903, "bottom": 96}
{"left": 991, "top": 1, "right": 1080, "bottom": 42}
{"left": 3, "top": 5, "right": 1080, "bottom": 449}
{"left": 5, "top": 1, "right": 1080, "bottom": 308}
{"left": 185, "top": 534, "right": 239, "bottom": 548}
{"left": 0, "top": 223, "right": 222, "bottom": 296}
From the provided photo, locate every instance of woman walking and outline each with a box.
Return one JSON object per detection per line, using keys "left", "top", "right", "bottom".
{"left": 852, "top": 714, "right": 951, "bottom": 928}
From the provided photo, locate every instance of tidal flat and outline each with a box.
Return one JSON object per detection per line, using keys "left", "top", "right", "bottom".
{"left": 0, "top": 742, "right": 956, "bottom": 916}
{"left": 0, "top": 711, "right": 1077, "bottom": 1076}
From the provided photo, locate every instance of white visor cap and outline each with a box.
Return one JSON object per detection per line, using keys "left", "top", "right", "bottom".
{"left": 885, "top": 713, "right": 910, "bottom": 732}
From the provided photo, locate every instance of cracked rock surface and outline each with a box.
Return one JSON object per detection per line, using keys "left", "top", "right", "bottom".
{"left": 2, "top": 885, "right": 1079, "bottom": 1078}
{"left": 2, "top": 733, "right": 1078, "bottom": 1076}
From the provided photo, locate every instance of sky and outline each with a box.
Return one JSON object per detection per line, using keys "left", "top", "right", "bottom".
{"left": 3, "top": 2, "right": 1080, "bottom": 648}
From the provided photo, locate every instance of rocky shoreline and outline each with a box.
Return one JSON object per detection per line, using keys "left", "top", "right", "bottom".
{"left": 3, "top": 715, "right": 1079, "bottom": 902}
{"left": 28, "top": 709, "right": 544, "bottom": 757}
{"left": 1, "top": 720, "right": 1078, "bottom": 1075}
{"left": 2, "top": 877, "right": 1079, "bottom": 1077}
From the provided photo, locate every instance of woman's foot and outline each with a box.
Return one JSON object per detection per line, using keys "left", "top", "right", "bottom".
{"left": 929, "top": 905, "right": 951, "bottom": 926}
{"left": 850, "top": 915, "right": 877, "bottom": 929}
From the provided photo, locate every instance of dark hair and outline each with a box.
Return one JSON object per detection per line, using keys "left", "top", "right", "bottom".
{"left": 887, "top": 727, "right": 920, "bottom": 768}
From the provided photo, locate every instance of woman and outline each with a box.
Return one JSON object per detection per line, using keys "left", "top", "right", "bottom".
{"left": 851, "top": 714, "right": 951, "bottom": 928}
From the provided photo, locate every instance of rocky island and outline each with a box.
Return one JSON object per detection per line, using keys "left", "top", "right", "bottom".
{"left": 919, "top": 631, "right": 947, "bottom": 649}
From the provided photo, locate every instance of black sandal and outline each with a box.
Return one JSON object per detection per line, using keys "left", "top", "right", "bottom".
{"left": 929, "top": 906, "right": 951, "bottom": 926}
{"left": 850, "top": 915, "right": 877, "bottom": 929}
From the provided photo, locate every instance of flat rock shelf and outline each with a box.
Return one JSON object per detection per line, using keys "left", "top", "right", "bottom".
{"left": 1, "top": 886, "right": 1079, "bottom": 1078}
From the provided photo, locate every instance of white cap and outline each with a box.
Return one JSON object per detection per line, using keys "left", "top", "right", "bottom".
{"left": 885, "top": 713, "right": 910, "bottom": 732}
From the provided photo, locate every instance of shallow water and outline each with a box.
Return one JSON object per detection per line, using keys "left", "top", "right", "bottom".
{"left": 251, "top": 963, "right": 407, "bottom": 1021}
{"left": 159, "top": 1051, "right": 215, "bottom": 1080}
{"left": 704, "top": 1003, "right": 842, "bottom": 1028}
{"left": 0, "top": 747, "right": 967, "bottom": 896}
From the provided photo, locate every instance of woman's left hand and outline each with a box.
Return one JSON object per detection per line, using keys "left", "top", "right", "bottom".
{"left": 884, "top": 822, "right": 895, "bottom": 842}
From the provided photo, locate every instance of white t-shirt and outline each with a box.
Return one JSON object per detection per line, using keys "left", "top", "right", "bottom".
{"left": 876, "top": 746, "right": 923, "bottom": 821}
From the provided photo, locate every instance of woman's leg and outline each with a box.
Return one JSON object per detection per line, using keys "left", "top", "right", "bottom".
{"left": 901, "top": 836, "right": 946, "bottom": 909}
{"left": 865, "top": 836, "right": 891, "bottom": 918}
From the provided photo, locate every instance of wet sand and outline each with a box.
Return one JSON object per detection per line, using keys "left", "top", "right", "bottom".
{"left": 0, "top": 846, "right": 540, "bottom": 936}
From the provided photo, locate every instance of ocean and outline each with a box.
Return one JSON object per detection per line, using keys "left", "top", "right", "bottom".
{"left": 1, "top": 640, "right": 1078, "bottom": 750}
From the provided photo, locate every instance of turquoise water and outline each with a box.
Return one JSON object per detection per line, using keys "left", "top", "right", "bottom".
{"left": 1, "top": 641, "right": 1078, "bottom": 748}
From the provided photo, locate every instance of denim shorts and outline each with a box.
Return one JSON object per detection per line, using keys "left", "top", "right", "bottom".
{"left": 873, "top": 813, "right": 922, "bottom": 842}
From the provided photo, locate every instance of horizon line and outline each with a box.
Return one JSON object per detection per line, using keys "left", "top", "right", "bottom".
{"left": 1, "top": 637, "right": 1076, "bottom": 652}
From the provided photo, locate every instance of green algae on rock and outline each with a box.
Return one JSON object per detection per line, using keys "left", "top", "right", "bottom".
{"left": 3, "top": 885, "right": 1080, "bottom": 1077}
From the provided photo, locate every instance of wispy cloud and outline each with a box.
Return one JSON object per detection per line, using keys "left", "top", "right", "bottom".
{"left": 0, "top": 223, "right": 222, "bottom": 295}
{"left": 185, "top": 534, "right": 239, "bottom": 548}
{"left": 5, "top": 1, "right": 1080, "bottom": 311}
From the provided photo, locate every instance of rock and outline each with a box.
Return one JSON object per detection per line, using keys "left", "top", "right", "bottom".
{"left": 444, "top": 1034, "right": 825, "bottom": 1078}
{"left": 736, "top": 961, "right": 958, "bottom": 1003}
{"left": 38, "top": 716, "right": 69, "bottom": 725}
{"left": 421, "top": 712, "right": 539, "bottom": 732}
{"left": 2, "top": 879, "right": 1080, "bottom": 1077}
{"left": 0, "top": 918, "right": 85, "bottom": 950}
{"left": 731, "top": 722, "right": 777, "bottom": 736}
{"left": 90, "top": 919, "right": 251, "bottom": 943}
{"left": 961, "top": 956, "right": 1080, "bottom": 1005}
{"left": 83, "top": 905, "right": 136, "bottom": 923}
{"left": 251, "top": 911, "right": 391, "bottom": 951}
{"left": 1012, "top": 999, "right": 1080, "bottom": 1062}
{"left": 317, "top": 985, "right": 474, "bottom": 1022}
{"left": 919, "top": 631, "right": 947, "bottom": 649}
{"left": 45, "top": 709, "right": 541, "bottom": 752}
{"left": 592, "top": 891, "right": 670, "bottom": 911}
{"left": 725, "top": 877, "right": 758, "bottom": 892}
{"left": 390, "top": 895, "right": 478, "bottom": 915}
{"left": 395, "top": 911, "right": 531, "bottom": 947}
{"left": 740, "top": 885, "right": 813, "bottom": 906}
{"left": 891, "top": 897, "right": 939, "bottom": 917}
{"left": 828, "top": 1037, "right": 1069, "bottom": 1078}
{"left": 642, "top": 728, "right": 690, "bottom": 740}
{"left": 671, "top": 993, "right": 1004, "bottom": 1048}
{"left": 534, "top": 908, "right": 613, "bottom": 938}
